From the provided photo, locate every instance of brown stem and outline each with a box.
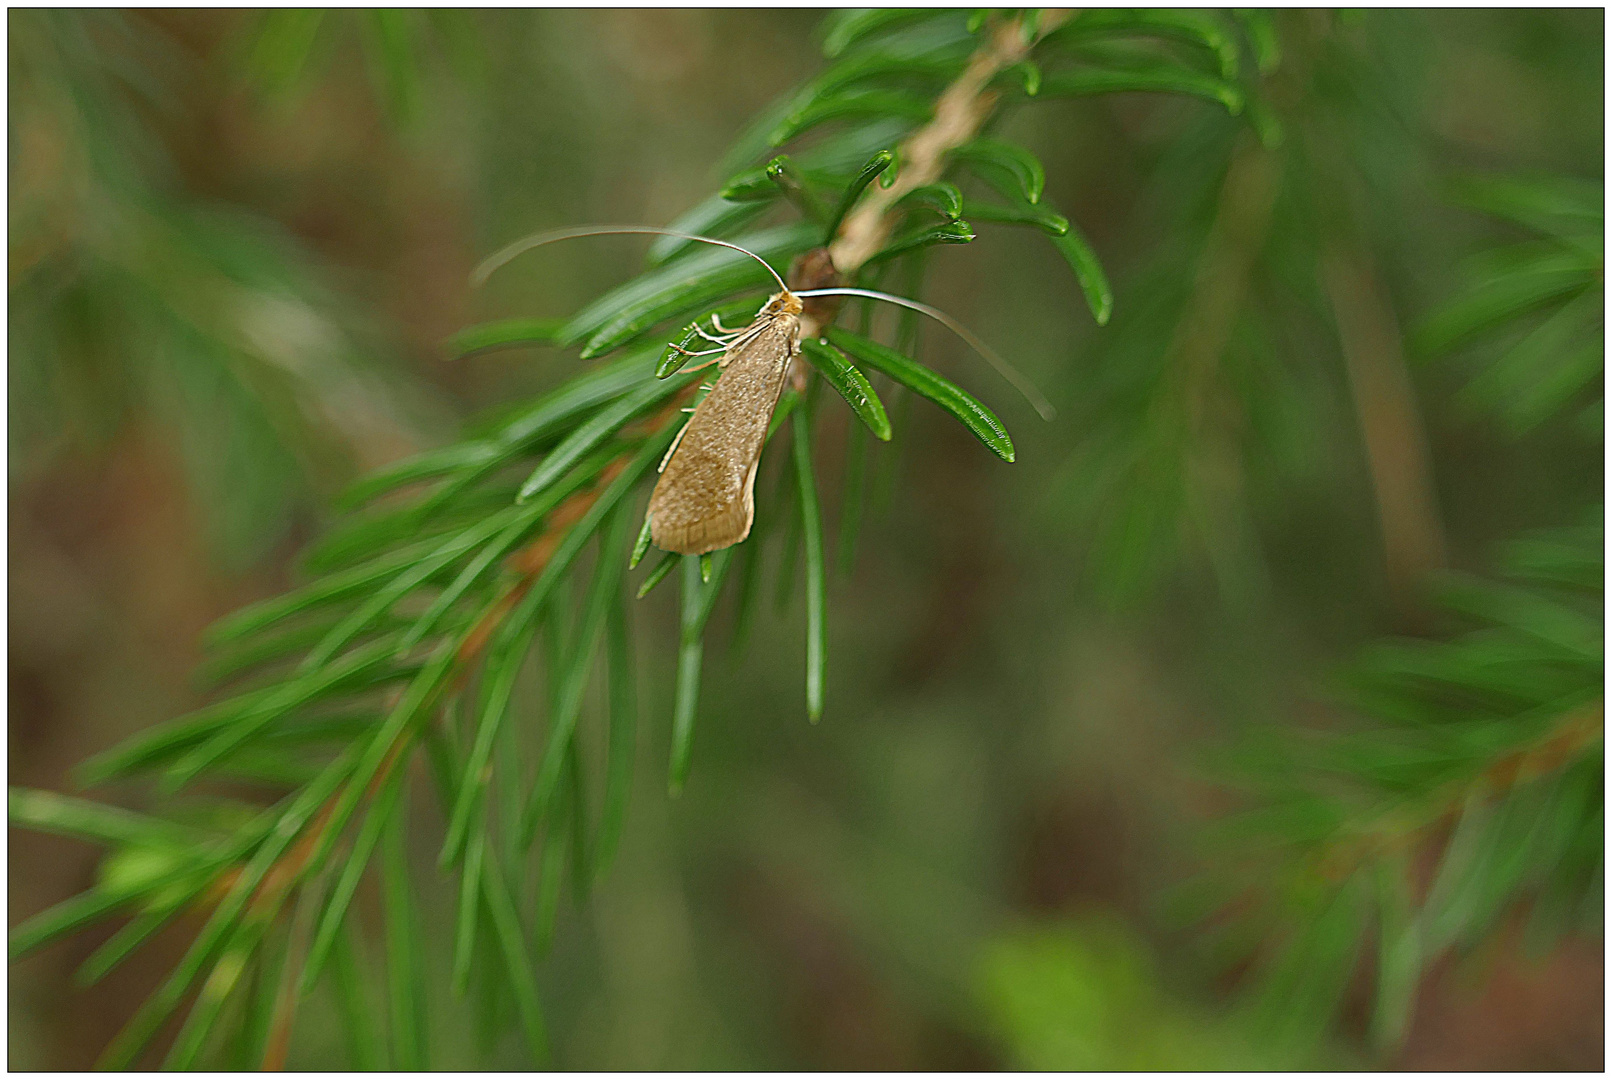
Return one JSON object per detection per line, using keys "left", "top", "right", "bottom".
{"left": 825, "top": 11, "right": 1067, "bottom": 280}
{"left": 1316, "top": 699, "right": 1604, "bottom": 883}
{"left": 1322, "top": 245, "right": 1448, "bottom": 625}
{"left": 258, "top": 862, "right": 331, "bottom": 1069}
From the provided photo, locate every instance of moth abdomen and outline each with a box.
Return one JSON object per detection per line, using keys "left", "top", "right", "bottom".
{"left": 647, "top": 309, "right": 800, "bottom": 555}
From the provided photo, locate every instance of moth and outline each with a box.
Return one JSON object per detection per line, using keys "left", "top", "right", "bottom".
{"left": 473, "top": 225, "right": 1051, "bottom": 557}
{"left": 647, "top": 287, "right": 804, "bottom": 554}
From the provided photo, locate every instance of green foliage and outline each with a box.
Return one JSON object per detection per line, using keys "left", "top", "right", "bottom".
{"left": 1001, "top": 11, "right": 1601, "bottom": 1061}
{"left": 1187, "top": 514, "right": 1602, "bottom": 1054}
{"left": 9, "top": 10, "right": 430, "bottom": 569}
{"left": 1180, "top": 171, "right": 1603, "bottom": 1051}
{"left": 976, "top": 916, "right": 1313, "bottom": 1069}
{"left": 1418, "top": 175, "right": 1603, "bottom": 437}
{"left": 242, "top": 9, "right": 483, "bottom": 125}
{"left": 800, "top": 337, "right": 894, "bottom": 441}
{"left": 828, "top": 327, "right": 1016, "bottom": 461}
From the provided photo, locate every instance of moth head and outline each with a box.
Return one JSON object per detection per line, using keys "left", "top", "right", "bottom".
{"left": 759, "top": 290, "right": 805, "bottom": 319}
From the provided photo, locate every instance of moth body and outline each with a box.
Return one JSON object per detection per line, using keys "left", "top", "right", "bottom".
{"left": 648, "top": 290, "right": 803, "bottom": 555}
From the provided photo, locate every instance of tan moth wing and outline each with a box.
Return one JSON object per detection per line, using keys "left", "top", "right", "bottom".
{"left": 649, "top": 312, "right": 799, "bottom": 554}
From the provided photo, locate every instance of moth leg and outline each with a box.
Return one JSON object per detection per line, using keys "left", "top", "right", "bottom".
{"left": 709, "top": 313, "right": 744, "bottom": 335}
{"left": 658, "top": 414, "right": 693, "bottom": 474}
{"left": 680, "top": 354, "right": 724, "bottom": 376}
{"left": 694, "top": 325, "right": 738, "bottom": 348}
{"left": 786, "top": 340, "right": 808, "bottom": 393}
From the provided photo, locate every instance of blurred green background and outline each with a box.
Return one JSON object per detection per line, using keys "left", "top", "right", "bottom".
{"left": 9, "top": 8, "right": 1602, "bottom": 1070}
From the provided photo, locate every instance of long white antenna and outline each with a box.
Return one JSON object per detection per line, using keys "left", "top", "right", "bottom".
{"left": 796, "top": 287, "right": 1056, "bottom": 421}
{"left": 471, "top": 225, "right": 790, "bottom": 294}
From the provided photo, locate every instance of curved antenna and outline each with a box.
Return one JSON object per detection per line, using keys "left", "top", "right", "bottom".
{"left": 796, "top": 287, "right": 1056, "bottom": 421}
{"left": 471, "top": 225, "right": 790, "bottom": 294}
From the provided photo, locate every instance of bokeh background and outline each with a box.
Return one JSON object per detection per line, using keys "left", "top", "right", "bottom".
{"left": 9, "top": 8, "right": 1602, "bottom": 1070}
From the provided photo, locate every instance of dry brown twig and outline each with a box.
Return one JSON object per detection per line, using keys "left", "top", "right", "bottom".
{"left": 826, "top": 10, "right": 1068, "bottom": 281}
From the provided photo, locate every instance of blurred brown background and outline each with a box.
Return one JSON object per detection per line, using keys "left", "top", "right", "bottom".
{"left": 9, "top": 8, "right": 1602, "bottom": 1069}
